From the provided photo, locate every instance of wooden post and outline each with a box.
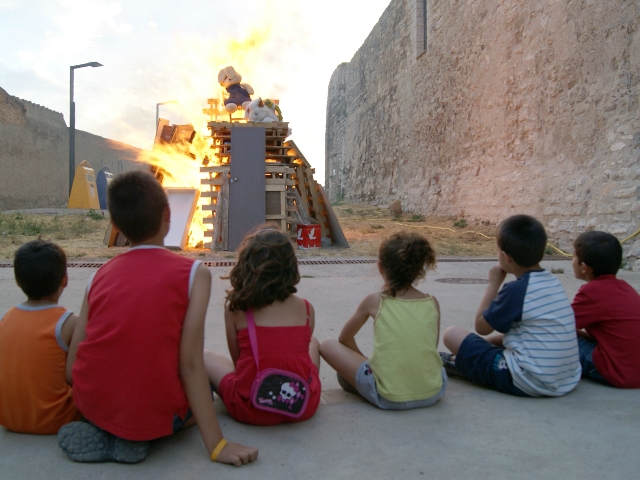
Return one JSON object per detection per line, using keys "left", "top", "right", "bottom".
{"left": 221, "top": 172, "right": 230, "bottom": 251}
{"left": 212, "top": 190, "right": 221, "bottom": 250}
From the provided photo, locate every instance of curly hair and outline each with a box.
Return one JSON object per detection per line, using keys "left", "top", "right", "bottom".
{"left": 226, "top": 224, "right": 300, "bottom": 311}
{"left": 379, "top": 232, "right": 436, "bottom": 297}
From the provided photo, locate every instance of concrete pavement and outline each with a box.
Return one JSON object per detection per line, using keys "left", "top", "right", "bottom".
{"left": 1, "top": 258, "right": 639, "bottom": 479}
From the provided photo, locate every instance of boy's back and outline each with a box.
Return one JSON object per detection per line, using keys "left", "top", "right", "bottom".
{"left": 572, "top": 275, "right": 640, "bottom": 388}
{"left": 0, "top": 305, "right": 81, "bottom": 434}
{"left": 487, "top": 269, "right": 582, "bottom": 396}
{"left": 443, "top": 215, "right": 581, "bottom": 398}
{"left": 72, "top": 246, "right": 199, "bottom": 441}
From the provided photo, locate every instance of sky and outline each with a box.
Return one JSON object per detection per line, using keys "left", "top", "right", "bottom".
{"left": 0, "top": 0, "right": 392, "bottom": 185}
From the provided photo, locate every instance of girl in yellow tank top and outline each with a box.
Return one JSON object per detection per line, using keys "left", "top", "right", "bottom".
{"left": 319, "top": 232, "right": 447, "bottom": 409}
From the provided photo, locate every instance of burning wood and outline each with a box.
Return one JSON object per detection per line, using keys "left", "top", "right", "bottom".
{"left": 124, "top": 66, "right": 345, "bottom": 251}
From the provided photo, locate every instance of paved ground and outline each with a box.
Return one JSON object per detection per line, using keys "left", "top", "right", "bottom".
{"left": 1, "top": 258, "right": 639, "bottom": 479}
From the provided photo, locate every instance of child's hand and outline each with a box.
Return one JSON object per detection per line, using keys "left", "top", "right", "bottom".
{"left": 488, "top": 266, "right": 507, "bottom": 286}
{"left": 216, "top": 442, "right": 259, "bottom": 466}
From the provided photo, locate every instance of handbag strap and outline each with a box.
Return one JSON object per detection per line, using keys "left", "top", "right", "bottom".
{"left": 246, "top": 299, "right": 311, "bottom": 372}
{"left": 245, "top": 308, "right": 261, "bottom": 371}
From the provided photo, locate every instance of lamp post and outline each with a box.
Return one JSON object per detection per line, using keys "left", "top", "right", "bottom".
{"left": 69, "top": 61, "right": 102, "bottom": 194}
{"left": 156, "top": 100, "right": 178, "bottom": 127}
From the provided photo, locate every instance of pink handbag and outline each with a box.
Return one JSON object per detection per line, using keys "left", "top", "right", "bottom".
{"left": 246, "top": 302, "right": 311, "bottom": 418}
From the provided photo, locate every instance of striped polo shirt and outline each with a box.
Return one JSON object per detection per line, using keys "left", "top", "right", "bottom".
{"left": 483, "top": 270, "right": 582, "bottom": 396}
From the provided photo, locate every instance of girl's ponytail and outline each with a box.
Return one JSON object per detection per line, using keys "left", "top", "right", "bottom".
{"left": 379, "top": 232, "right": 436, "bottom": 296}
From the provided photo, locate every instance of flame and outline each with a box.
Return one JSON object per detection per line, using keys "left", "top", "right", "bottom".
{"left": 134, "top": 17, "right": 285, "bottom": 248}
{"left": 137, "top": 138, "right": 210, "bottom": 248}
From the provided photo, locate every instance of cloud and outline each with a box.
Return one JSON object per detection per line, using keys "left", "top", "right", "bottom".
{"left": 42, "top": 1, "right": 133, "bottom": 60}
{"left": 0, "top": 0, "right": 392, "bottom": 184}
{"left": 0, "top": 0, "right": 18, "bottom": 10}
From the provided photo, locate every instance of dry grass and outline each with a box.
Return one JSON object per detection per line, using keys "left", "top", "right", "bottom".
{"left": 0, "top": 211, "right": 114, "bottom": 260}
{"left": 0, "top": 203, "right": 498, "bottom": 261}
{"left": 316, "top": 203, "right": 498, "bottom": 258}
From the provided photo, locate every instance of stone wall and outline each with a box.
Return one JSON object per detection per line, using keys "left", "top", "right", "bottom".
{"left": 0, "top": 87, "right": 143, "bottom": 210}
{"left": 326, "top": 0, "right": 640, "bottom": 267}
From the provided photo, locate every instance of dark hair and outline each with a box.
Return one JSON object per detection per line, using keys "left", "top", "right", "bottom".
{"left": 107, "top": 170, "right": 168, "bottom": 243}
{"left": 14, "top": 239, "right": 67, "bottom": 300}
{"left": 226, "top": 224, "right": 299, "bottom": 311}
{"left": 574, "top": 231, "right": 622, "bottom": 277}
{"left": 379, "top": 232, "right": 436, "bottom": 297}
{"left": 497, "top": 215, "right": 547, "bottom": 267}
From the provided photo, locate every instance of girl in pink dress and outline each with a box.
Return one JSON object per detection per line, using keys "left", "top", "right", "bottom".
{"left": 205, "top": 226, "right": 321, "bottom": 425}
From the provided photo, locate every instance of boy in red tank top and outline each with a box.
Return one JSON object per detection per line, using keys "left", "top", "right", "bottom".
{"left": 0, "top": 240, "right": 81, "bottom": 434}
{"left": 571, "top": 231, "right": 640, "bottom": 388}
{"left": 59, "top": 171, "right": 258, "bottom": 466}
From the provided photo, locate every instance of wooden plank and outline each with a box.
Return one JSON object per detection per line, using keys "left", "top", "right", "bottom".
{"left": 280, "top": 189, "right": 288, "bottom": 233}
{"left": 200, "top": 165, "right": 230, "bottom": 173}
{"left": 317, "top": 184, "right": 348, "bottom": 247}
{"left": 221, "top": 173, "right": 229, "bottom": 251}
{"left": 294, "top": 166, "right": 311, "bottom": 216}
{"left": 212, "top": 184, "right": 222, "bottom": 250}
{"left": 200, "top": 191, "right": 220, "bottom": 198}
{"left": 284, "top": 140, "right": 312, "bottom": 169}
{"left": 202, "top": 203, "right": 217, "bottom": 211}
{"left": 201, "top": 178, "right": 224, "bottom": 186}
{"left": 103, "top": 223, "right": 119, "bottom": 247}
{"left": 305, "top": 168, "right": 328, "bottom": 237}
{"left": 208, "top": 121, "right": 289, "bottom": 129}
{"left": 264, "top": 178, "right": 296, "bottom": 186}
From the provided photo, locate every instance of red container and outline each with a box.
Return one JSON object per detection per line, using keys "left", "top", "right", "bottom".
{"left": 297, "top": 224, "right": 321, "bottom": 249}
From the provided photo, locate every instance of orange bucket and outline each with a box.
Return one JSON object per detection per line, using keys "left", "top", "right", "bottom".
{"left": 296, "top": 224, "right": 321, "bottom": 249}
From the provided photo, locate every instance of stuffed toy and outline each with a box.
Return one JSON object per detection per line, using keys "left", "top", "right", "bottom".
{"left": 218, "top": 66, "right": 254, "bottom": 113}
{"left": 263, "top": 99, "right": 283, "bottom": 121}
{"left": 244, "top": 98, "right": 280, "bottom": 123}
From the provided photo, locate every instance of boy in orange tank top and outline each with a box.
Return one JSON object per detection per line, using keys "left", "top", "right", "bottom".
{"left": 0, "top": 239, "right": 82, "bottom": 434}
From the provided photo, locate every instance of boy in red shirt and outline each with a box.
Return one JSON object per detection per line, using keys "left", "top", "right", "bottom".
{"left": 572, "top": 231, "right": 640, "bottom": 388}
{"left": 0, "top": 240, "right": 81, "bottom": 434}
{"left": 59, "top": 171, "right": 258, "bottom": 465}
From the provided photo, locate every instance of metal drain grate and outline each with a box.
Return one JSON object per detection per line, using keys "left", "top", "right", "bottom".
{"left": 0, "top": 258, "right": 499, "bottom": 269}
{"left": 435, "top": 278, "right": 490, "bottom": 284}
{"left": 203, "top": 261, "right": 236, "bottom": 267}
{"left": 0, "top": 258, "right": 507, "bottom": 269}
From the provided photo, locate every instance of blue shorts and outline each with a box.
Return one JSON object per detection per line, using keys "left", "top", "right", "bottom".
{"left": 577, "top": 337, "right": 609, "bottom": 385}
{"left": 172, "top": 409, "right": 193, "bottom": 432}
{"left": 172, "top": 385, "right": 214, "bottom": 432}
{"left": 354, "top": 361, "right": 447, "bottom": 410}
{"left": 455, "top": 334, "right": 531, "bottom": 397}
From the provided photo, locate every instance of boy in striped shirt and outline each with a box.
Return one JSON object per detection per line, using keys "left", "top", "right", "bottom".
{"left": 441, "top": 215, "right": 582, "bottom": 397}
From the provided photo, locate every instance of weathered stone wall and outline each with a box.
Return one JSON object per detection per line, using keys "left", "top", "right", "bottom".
{"left": 0, "top": 87, "right": 143, "bottom": 210}
{"left": 326, "top": 0, "right": 640, "bottom": 266}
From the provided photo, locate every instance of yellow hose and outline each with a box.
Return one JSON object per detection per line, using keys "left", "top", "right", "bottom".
{"left": 545, "top": 243, "right": 573, "bottom": 258}
{"left": 620, "top": 228, "right": 640, "bottom": 245}
{"left": 352, "top": 214, "right": 640, "bottom": 258}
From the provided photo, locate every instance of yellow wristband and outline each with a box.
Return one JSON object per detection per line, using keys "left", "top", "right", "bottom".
{"left": 210, "top": 438, "right": 228, "bottom": 462}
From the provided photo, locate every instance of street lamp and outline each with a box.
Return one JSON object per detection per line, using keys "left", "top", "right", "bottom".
{"left": 69, "top": 61, "right": 102, "bottom": 194}
{"left": 156, "top": 100, "right": 178, "bottom": 127}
